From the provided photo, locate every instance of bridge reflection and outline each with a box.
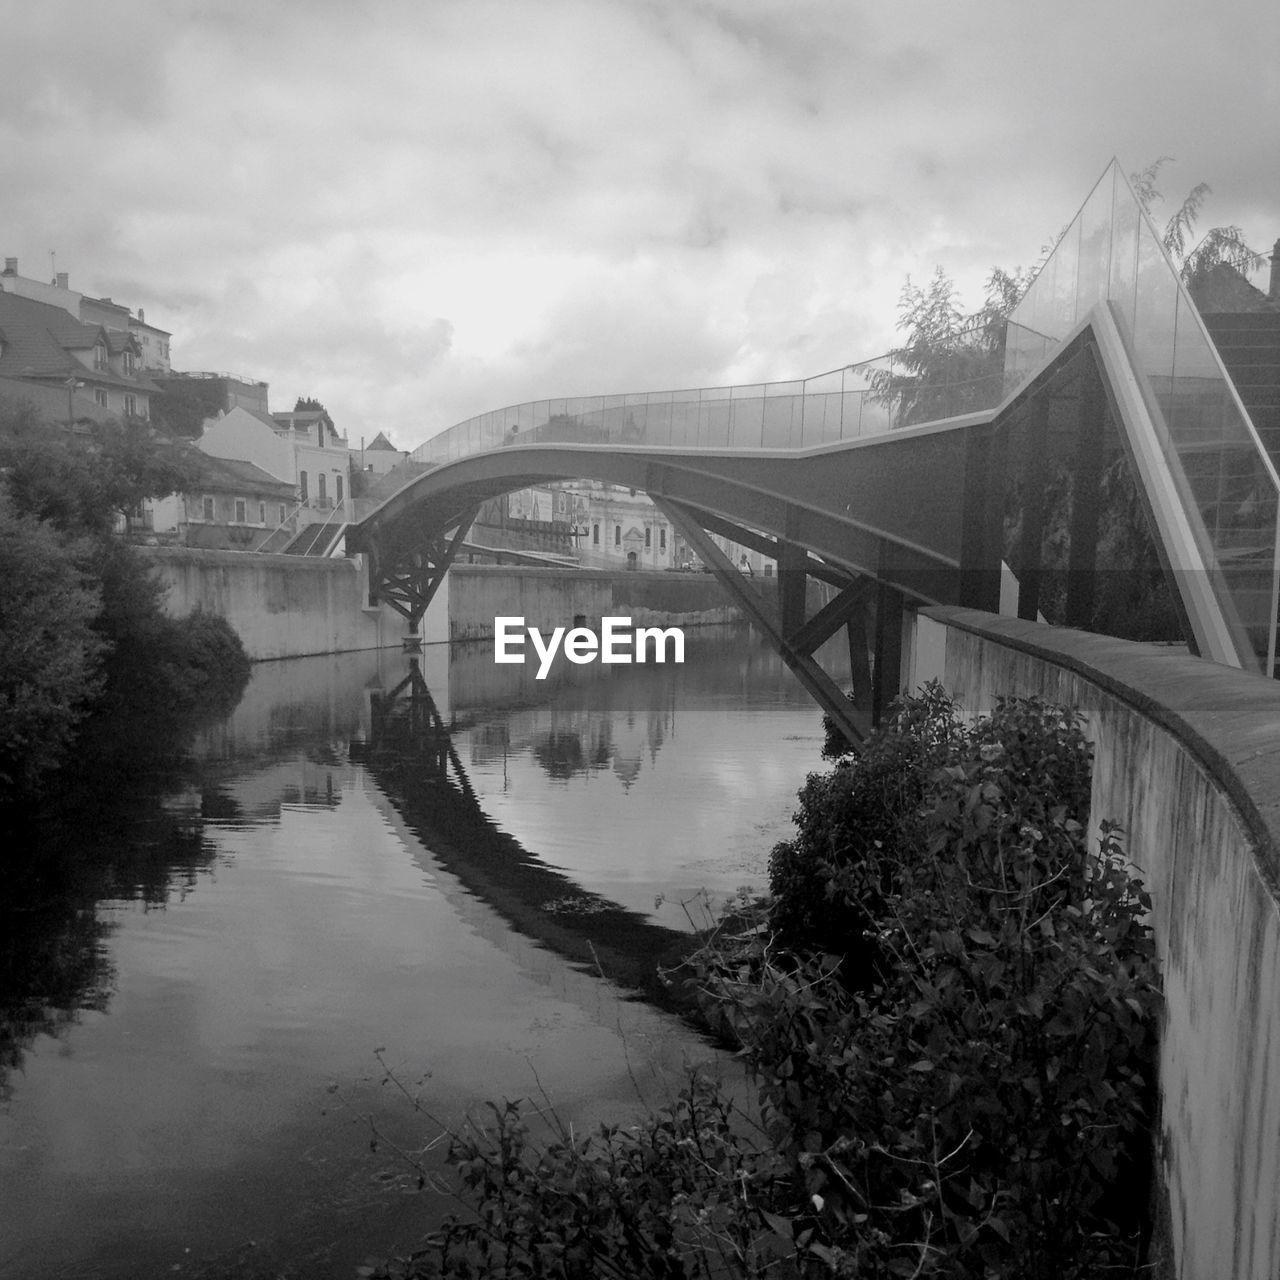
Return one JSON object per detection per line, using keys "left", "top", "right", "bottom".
{"left": 352, "top": 658, "right": 707, "bottom": 1016}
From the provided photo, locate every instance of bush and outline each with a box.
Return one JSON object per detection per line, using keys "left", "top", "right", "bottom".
{"left": 695, "top": 695, "right": 1158, "bottom": 1277}
{"left": 0, "top": 491, "right": 106, "bottom": 803}
{"left": 377, "top": 692, "right": 1160, "bottom": 1279}
{"left": 768, "top": 682, "right": 961, "bottom": 967}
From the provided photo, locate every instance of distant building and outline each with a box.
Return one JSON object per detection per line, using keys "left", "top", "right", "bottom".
{"left": 0, "top": 256, "right": 171, "bottom": 370}
{"left": 0, "top": 289, "right": 157, "bottom": 423}
{"left": 150, "top": 455, "right": 296, "bottom": 551}
{"left": 361, "top": 430, "right": 408, "bottom": 475}
{"left": 565, "top": 483, "right": 676, "bottom": 570}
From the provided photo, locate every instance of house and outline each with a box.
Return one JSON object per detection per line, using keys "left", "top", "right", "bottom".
{"left": 150, "top": 455, "right": 296, "bottom": 550}
{"left": 0, "top": 256, "right": 171, "bottom": 371}
{"left": 361, "top": 430, "right": 408, "bottom": 475}
{"left": 0, "top": 289, "right": 158, "bottom": 424}
{"left": 269, "top": 407, "right": 352, "bottom": 515}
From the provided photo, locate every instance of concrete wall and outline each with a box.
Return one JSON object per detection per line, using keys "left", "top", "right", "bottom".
{"left": 447, "top": 566, "right": 740, "bottom": 643}
{"left": 911, "top": 606, "right": 1280, "bottom": 1280}
{"left": 142, "top": 546, "right": 446, "bottom": 660}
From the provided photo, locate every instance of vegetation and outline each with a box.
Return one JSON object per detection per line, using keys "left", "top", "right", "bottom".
{"left": 149, "top": 374, "right": 229, "bottom": 437}
{"left": 870, "top": 158, "right": 1265, "bottom": 432}
{"left": 372, "top": 688, "right": 1160, "bottom": 1279}
{"left": 0, "top": 401, "right": 249, "bottom": 811}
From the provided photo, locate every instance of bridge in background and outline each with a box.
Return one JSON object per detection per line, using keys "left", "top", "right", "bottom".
{"left": 344, "top": 161, "right": 1280, "bottom": 1280}
{"left": 350, "top": 161, "right": 1280, "bottom": 748}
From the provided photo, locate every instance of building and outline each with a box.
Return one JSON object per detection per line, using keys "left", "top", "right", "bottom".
{"left": 150, "top": 456, "right": 296, "bottom": 550}
{"left": 361, "top": 430, "right": 409, "bottom": 475}
{"left": 0, "top": 289, "right": 157, "bottom": 424}
{"left": 0, "top": 257, "right": 171, "bottom": 371}
{"left": 269, "top": 407, "right": 352, "bottom": 516}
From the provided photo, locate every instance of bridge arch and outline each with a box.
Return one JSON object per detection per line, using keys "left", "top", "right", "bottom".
{"left": 351, "top": 161, "right": 1280, "bottom": 745}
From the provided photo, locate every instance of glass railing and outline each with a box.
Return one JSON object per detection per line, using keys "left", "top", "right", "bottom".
{"left": 409, "top": 343, "right": 1005, "bottom": 466}
{"left": 1005, "top": 160, "right": 1280, "bottom": 673}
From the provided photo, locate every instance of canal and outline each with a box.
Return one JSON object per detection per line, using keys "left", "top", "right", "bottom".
{"left": 0, "top": 627, "right": 842, "bottom": 1279}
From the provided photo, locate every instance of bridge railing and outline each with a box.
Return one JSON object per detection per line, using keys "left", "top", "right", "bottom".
{"left": 1004, "top": 159, "right": 1280, "bottom": 677}
{"left": 409, "top": 345, "right": 1006, "bottom": 466}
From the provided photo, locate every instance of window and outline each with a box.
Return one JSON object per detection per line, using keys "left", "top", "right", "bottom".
{"left": 259, "top": 502, "right": 266, "bottom": 524}
{"left": 659, "top": 528, "right": 666, "bottom": 551}
{"left": 278, "top": 504, "right": 286, "bottom": 525}
{"left": 318, "top": 473, "right": 327, "bottom": 503}
{"left": 94, "top": 388, "right": 108, "bottom": 408}
{"left": 123, "top": 393, "right": 137, "bottom": 416}
{"left": 93, "top": 344, "right": 107, "bottom": 370}
{"left": 644, "top": 526, "right": 651, "bottom": 549}
{"left": 299, "top": 471, "right": 308, "bottom": 501}
{"left": 235, "top": 499, "right": 247, "bottom": 523}
{"left": 202, "top": 495, "right": 214, "bottom": 522}
{"left": 123, "top": 350, "right": 136, "bottom": 375}
{"left": 335, "top": 474, "right": 343, "bottom": 504}
{"left": 592, "top": 523, "right": 600, "bottom": 545}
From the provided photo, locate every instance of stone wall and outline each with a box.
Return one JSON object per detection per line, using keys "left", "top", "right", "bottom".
{"left": 446, "top": 566, "right": 744, "bottom": 642}
{"left": 142, "top": 546, "right": 446, "bottom": 660}
{"left": 912, "top": 606, "right": 1280, "bottom": 1280}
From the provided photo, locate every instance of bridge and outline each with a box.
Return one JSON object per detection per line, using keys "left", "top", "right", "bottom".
{"left": 347, "top": 161, "right": 1280, "bottom": 1279}
{"left": 349, "top": 160, "right": 1280, "bottom": 749}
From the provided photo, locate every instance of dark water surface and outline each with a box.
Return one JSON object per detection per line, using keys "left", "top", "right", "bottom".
{"left": 0, "top": 628, "right": 837, "bottom": 1279}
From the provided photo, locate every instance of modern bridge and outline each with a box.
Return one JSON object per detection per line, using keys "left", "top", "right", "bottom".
{"left": 349, "top": 160, "right": 1280, "bottom": 748}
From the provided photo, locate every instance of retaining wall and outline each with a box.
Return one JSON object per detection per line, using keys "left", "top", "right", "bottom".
{"left": 142, "top": 546, "right": 444, "bottom": 660}
{"left": 447, "top": 566, "right": 744, "bottom": 642}
{"left": 913, "top": 606, "right": 1280, "bottom": 1280}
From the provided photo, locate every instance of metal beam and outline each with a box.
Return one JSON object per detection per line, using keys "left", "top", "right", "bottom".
{"left": 653, "top": 496, "right": 870, "bottom": 747}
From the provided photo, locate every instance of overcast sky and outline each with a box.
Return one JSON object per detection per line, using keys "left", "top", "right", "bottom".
{"left": 4, "top": 0, "right": 1278, "bottom": 451}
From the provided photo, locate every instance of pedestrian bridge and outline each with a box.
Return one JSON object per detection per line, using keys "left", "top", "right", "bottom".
{"left": 350, "top": 161, "right": 1280, "bottom": 745}
{"left": 346, "top": 160, "right": 1280, "bottom": 1280}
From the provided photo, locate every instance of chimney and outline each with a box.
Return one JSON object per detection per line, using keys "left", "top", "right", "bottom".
{"left": 55, "top": 272, "right": 68, "bottom": 289}
{"left": 1270, "top": 238, "right": 1280, "bottom": 302}
{"left": 2, "top": 258, "right": 16, "bottom": 276}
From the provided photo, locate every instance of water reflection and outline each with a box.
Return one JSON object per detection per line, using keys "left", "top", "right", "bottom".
{"left": 0, "top": 628, "right": 838, "bottom": 1279}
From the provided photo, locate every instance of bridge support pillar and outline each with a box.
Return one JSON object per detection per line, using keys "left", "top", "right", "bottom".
{"left": 366, "top": 506, "right": 480, "bottom": 631}
{"left": 652, "top": 497, "right": 872, "bottom": 748}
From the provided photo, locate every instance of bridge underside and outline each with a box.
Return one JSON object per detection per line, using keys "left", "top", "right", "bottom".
{"left": 350, "top": 312, "right": 1278, "bottom": 748}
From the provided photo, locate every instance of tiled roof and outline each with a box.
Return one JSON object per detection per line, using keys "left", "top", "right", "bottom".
{"left": 0, "top": 291, "right": 158, "bottom": 392}
{"left": 366, "top": 431, "right": 400, "bottom": 450}
{"left": 195, "top": 454, "right": 295, "bottom": 497}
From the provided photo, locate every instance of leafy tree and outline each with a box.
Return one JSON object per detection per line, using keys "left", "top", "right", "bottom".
{"left": 0, "top": 402, "right": 246, "bottom": 810}
{"left": 0, "top": 409, "right": 207, "bottom": 534}
{"left": 149, "top": 376, "right": 227, "bottom": 438}
{"left": 1130, "top": 156, "right": 1266, "bottom": 285}
{"left": 294, "top": 395, "right": 328, "bottom": 413}
{"left": 0, "top": 489, "right": 105, "bottom": 800}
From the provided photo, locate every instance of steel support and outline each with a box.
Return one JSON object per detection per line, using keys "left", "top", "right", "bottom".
{"left": 652, "top": 497, "right": 872, "bottom": 746}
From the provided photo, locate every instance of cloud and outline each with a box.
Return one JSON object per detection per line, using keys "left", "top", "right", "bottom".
{"left": 4, "top": 0, "right": 1278, "bottom": 448}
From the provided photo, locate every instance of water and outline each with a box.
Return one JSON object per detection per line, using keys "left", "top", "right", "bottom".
{"left": 0, "top": 627, "right": 839, "bottom": 1279}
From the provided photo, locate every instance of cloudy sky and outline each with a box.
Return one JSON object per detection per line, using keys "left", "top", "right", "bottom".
{"left": 4, "top": 0, "right": 1278, "bottom": 451}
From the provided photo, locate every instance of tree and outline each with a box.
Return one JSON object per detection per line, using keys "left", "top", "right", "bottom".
{"left": 0, "top": 402, "right": 246, "bottom": 809}
{"left": 0, "top": 409, "right": 207, "bottom": 535}
{"left": 1130, "top": 156, "right": 1266, "bottom": 286}
{"left": 148, "top": 376, "right": 227, "bottom": 438}
{"left": 0, "top": 489, "right": 105, "bottom": 801}
{"left": 872, "top": 158, "right": 1266, "bottom": 429}
{"left": 294, "top": 395, "right": 328, "bottom": 414}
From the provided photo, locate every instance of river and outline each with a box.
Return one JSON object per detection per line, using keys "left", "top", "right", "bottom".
{"left": 0, "top": 626, "right": 842, "bottom": 1279}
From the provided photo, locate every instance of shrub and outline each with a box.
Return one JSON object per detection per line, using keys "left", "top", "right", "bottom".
{"left": 379, "top": 693, "right": 1160, "bottom": 1279}
{"left": 768, "top": 682, "right": 962, "bottom": 967}
{"left": 0, "top": 491, "right": 105, "bottom": 803}
{"left": 695, "top": 695, "right": 1159, "bottom": 1277}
